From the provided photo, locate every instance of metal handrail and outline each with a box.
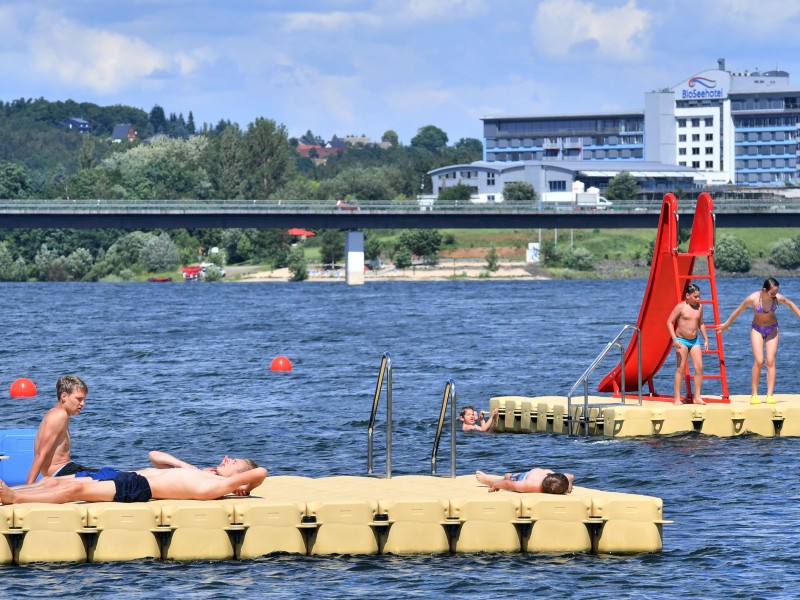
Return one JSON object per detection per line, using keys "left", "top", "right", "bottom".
{"left": 367, "top": 352, "right": 392, "bottom": 478}
{"left": 431, "top": 379, "right": 457, "bottom": 477}
{"left": 567, "top": 325, "right": 642, "bottom": 435}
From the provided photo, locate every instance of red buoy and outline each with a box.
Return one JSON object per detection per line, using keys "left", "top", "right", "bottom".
{"left": 270, "top": 356, "right": 293, "bottom": 372}
{"left": 10, "top": 378, "right": 37, "bottom": 397}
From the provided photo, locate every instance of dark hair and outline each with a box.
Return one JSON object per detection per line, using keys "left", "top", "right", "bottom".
{"left": 685, "top": 283, "right": 700, "bottom": 295}
{"left": 56, "top": 374, "right": 87, "bottom": 401}
{"left": 460, "top": 405, "right": 476, "bottom": 418}
{"left": 763, "top": 277, "right": 779, "bottom": 291}
{"left": 541, "top": 473, "right": 570, "bottom": 495}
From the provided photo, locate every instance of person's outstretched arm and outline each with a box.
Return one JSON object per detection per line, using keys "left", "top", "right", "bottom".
{"left": 719, "top": 294, "right": 755, "bottom": 331}
{"left": 779, "top": 294, "right": 800, "bottom": 319}
{"left": 149, "top": 451, "right": 198, "bottom": 470}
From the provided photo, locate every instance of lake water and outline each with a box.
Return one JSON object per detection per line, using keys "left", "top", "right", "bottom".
{"left": 2, "top": 277, "right": 800, "bottom": 599}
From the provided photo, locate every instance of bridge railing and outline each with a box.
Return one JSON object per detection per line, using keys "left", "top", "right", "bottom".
{"left": 0, "top": 196, "right": 799, "bottom": 213}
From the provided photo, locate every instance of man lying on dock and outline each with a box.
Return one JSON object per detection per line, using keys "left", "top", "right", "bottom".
{"left": 476, "top": 468, "right": 574, "bottom": 494}
{"left": 0, "top": 459, "right": 267, "bottom": 505}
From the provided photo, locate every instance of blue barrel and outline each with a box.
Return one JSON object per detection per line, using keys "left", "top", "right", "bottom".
{"left": 0, "top": 429, "right": 37, "bottom": 486}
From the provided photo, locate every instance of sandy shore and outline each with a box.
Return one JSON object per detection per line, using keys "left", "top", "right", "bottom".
{"left": 232, "top": 259, "right": 545, "bottom": 282}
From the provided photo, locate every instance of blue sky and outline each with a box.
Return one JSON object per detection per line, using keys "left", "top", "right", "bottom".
{"left": 2, "top": 0, "right": 800, "bottom": 144}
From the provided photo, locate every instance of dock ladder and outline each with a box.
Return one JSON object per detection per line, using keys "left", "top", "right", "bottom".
{"left": 567, "top": 325, "right": 642, "bottom": 436}
{"left": 430, "top": 379, "right": 457, "bottom": 477}
{"left": 367, "top": 352, "right": 393, "bottom": 478}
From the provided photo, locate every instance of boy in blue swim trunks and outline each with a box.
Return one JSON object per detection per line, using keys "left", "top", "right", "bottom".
{"left": 0, "top": 459, "right": 267, "bottom": 505}
{"left": 667, "top": 283, "right": 709, "bottom": 405}
{"left": 476, "top": 468, "right": 574, "bottom": 494}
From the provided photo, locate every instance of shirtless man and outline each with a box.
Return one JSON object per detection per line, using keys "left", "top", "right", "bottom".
{"left": 1, "top": 458, "right": 267, "bottom": 505}
{"left": 26, "top": 375, "right": 95, "bottom": 484}
{"left": 667, "top": 283, "right": 709, "bottom": 405}
{"left": 475, "top": 468, "right": 574, "bottom": 494}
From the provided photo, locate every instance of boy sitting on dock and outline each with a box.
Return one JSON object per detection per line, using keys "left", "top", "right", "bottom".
{"left": 460, "top": 405, "right": 498, "bottom": 431}
{"left": 476, "top": 468, "right": 574, "bottom": 494}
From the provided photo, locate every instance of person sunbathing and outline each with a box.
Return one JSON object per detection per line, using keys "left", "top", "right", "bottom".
{"left": 475, "top": 468, "right": 573, "bottom": 494}
{"left": 0, "top": 459, "right": 267, "bottom": 505}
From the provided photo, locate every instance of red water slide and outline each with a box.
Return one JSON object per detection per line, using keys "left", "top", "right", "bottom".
{"left": 597, "top": 193, "right": 716, "bottom": 396}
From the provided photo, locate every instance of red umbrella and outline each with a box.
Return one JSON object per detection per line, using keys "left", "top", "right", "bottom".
{"left": 287, "top": 228, "right": 316, "bottom": 237}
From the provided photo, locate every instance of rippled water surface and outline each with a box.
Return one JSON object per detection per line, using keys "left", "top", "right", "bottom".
{"left": 2, "top": 278, "right": 800, "bottom": 599}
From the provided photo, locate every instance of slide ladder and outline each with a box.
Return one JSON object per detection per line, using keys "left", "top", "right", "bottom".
{"left": 675, "top": 192, "right": 729, "bottom": 401}
{"left": 596, "top": 192, "right": 729, "bottom": 402}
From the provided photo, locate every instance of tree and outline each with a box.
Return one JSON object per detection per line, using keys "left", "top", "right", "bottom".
{"left": 240, "top": 118, "right": 295, "bottom": 199}
{"left": 715, "top": 234, "right": 751, "bottom": 273}
{"left": 410, "top": 125, "right": 448, "bottom": 153}
{"left": 140, "top": 233, "right": 180, "bottom": 272}
{"left": 438, "top": 183, "right": 474, "bottom": 201}
{"left": 397, "top": 229, "right": 442, "bottom": 264}
{"left": 485, "top": 245, "right": 500, "bottom": 272}
{"left": 67, "top": 248, "right": 94, "bottom": 280}
{"left": 287, "top": 246, "right": 308, "bottom": 281}
{"left": 393, "top": 246, "right": 412, "bottom": 270}
{"left": 0, "top": 161, "right": 34, "bottom": 199}
{"left": 364, "top": 234, "right": 383, "bottom": 262}
{"left": 149, "top": 105, "right": 167, "bottom": 133}
{"left": 319, "top": 229, "right": 345, "bottom": 266}
{"left": 382, "top": 130, "right": 399, "bottom": 146}
{"left": 502, "top": 181, "right": 537, "bottom": 204}
{"left": 604, "top": 171, "right": 637, "bottom": 201}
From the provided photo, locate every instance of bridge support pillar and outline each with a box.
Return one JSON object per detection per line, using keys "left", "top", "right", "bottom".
{"left": 345, "top": 230, "right": 365, "bottom": 286}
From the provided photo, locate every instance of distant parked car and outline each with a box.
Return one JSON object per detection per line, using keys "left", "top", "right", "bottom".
{"left": 336, "top": 200, "right": 360, "bottom": 211}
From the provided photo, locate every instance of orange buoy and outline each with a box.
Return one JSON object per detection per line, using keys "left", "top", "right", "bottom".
{"left": 270, "top": 356, "right": 293, "bottom": 372}
{"left": 10, "top": 378, "right": 37, "bottom": 397}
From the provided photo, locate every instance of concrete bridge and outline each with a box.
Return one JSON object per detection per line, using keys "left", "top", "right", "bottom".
{"left": 1, "top": 198, "right": 800, "bottom": 230}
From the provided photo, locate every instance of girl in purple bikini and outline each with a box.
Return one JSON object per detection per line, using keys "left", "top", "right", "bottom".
{"left": 719, "top": 277, "right": 800, "bottom": 404}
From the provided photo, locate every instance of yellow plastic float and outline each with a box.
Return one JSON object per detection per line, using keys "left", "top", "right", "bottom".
{"left": 0, "top": 474, "right": 669, "bottom": 564}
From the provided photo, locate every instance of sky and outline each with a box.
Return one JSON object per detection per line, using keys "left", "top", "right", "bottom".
{"left": 2, "top": 0, "right": 800, "bottom": 145}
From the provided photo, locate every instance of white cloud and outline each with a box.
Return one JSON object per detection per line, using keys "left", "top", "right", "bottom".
{"left": 30, "top": 11, "right": 167, "bottom": 94}
{"left": 405, "top": 0, "right": 487, "bottom": 20}
{"left": 531, "top": 0, "right": 652, "bottom": 60}
{"left": 283, "top": 10, "right": 382, "bottom": 33}
{"left": 703, "top": 0, "right": 800, "bottom": 34}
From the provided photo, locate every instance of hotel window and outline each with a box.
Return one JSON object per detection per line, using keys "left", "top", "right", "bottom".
{"left": 679, "top": 161, "right": 686, "bottom": 166}
{"left": 692, "top": 148, "right": 700, "bottom": 155}
{"left": 692, "top": 161, "right": 700, "bottom": 168}
{"left": 705, "top": 133, "right": 713, "bottom": 141}
{"left": 679, "top": 148, "right": 687, "bottom": 155}
{"left": 549, "top": 181, "right": 567, "bottom": 191}
{"left": 705, "top": 147, "right": 713, "bottom": 154}
{"left": 487, "top": 173, "right": 496, "bottom": 186}
{"left": 692, "top": 134, "right": 700, "bottom": 141}
{"left": 692, "top": 118, "right": 700, "bottom": 127}
{"left": 678, "top": 119, "right": 686, "bottom": 127}
{"left": 705, "top": 161, "right": 714, "bottom": 168}
{"left": 705, "top": 118, "right": 713, "bottom": 126}
{"left": 679, "top": 134, "right": 687, "bottom": 142}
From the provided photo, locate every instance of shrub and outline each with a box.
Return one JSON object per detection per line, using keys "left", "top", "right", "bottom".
{"left": 715, "top": 234, "right": 750, "bottom": 273}
{"left": 768, "top": 239, "right": 800, "bottom": 270}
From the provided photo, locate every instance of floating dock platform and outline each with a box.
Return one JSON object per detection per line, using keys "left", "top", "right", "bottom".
{"left": 490, "top": 395, "right": 800, "bottom": 437}
{"left": 0, "top": 475, "right": 669, "bottom": 563}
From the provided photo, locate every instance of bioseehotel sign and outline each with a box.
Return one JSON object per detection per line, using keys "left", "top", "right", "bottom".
{"left": 673, "top": 70, "right": 730, "bottom": 101}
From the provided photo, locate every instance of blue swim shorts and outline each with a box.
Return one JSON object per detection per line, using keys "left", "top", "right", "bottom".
{"left": 676, "top": 335, "right": 702, "bottom": 348}
{"left": 76, "top": 467, "right": 121, "bottom": 480}
{"left": 509, "top": 472, "right": 527, "bottom": 482}
{"left": 112, "top": 472, "right": 152, "bottom": 503}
